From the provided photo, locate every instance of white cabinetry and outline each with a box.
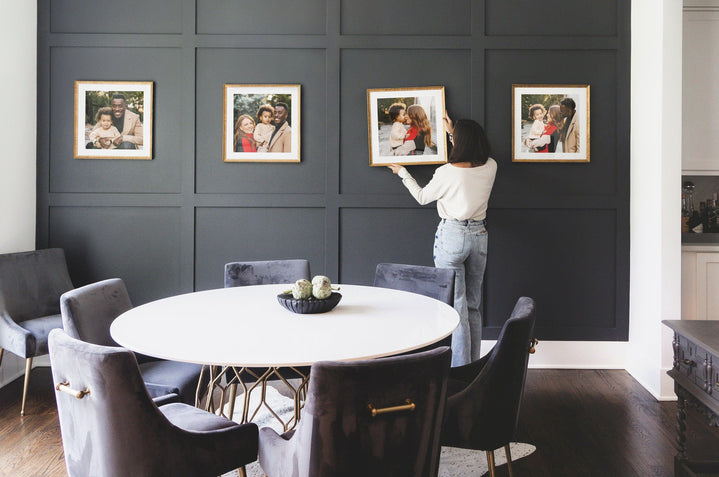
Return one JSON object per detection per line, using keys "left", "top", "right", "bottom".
{"left": 682, "top": 2, "right": 719, "bottom": 173}
{"left": 682, "top": 245, "right": 719, "bottom": 320}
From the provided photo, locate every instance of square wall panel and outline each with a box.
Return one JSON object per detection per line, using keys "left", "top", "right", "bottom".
{"left": 51, "top": 0, "right": 182, "bottom": 33}
{"left": 485, "top": 0, "right": 617, "bottom": 37}
{"left": 197, "top": 0, "right": 326, "bottom": 34}
{"left": 485, "top": 49, "right": 619, "bottom": 197}
{"left": 340, "top": 0, "right": 471, "bottom": 35}
{"left": 195, "top": 207, "right": 326, "bottom": 290}
{"left": 48, "top": 206, "right": 182, "bottom": 305}
{"left": 49, "top": 47, "right": 182, "bottom": 193}
{"left": 340, "top": 48, "right": 471, "bottom": 195}
{"left": 195, "top": 48, "right": 326, "bottom": 194}
{"left": 485, "top": 208, "right": 624, "bottom": 340}
{"left": 339, "top": 207, "right": 440, "bottom": 285}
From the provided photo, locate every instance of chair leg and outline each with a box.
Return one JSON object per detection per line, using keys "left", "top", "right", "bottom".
{"left": 0, "top": 347, "right": 4, "bottom": 369}
{"left": 505, "top": 444, "right": 514, "bottom": 477}
{"left": 486, "top": 450, "right": 496, "bottom": 477}
{"left": 20, "top": 357, "right": 32, "bottom": 416}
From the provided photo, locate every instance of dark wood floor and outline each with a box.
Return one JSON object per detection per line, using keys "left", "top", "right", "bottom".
{"left": 2, "top": 367, "right": 719, "bottom": 476}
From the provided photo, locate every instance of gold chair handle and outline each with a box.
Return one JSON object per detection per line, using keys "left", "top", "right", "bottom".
{"left": 529, "top": 338, "right": 539, "bottom": 354}
{"left": 56, "top": 382, "right": 90, "bottom": 399}
{"left": 368, "top": 399, "right": 415, "bottom": 417}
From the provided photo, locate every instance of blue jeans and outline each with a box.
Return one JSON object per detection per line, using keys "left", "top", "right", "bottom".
{"left": 433, "top": 218, "right": 488, "bottom": 367}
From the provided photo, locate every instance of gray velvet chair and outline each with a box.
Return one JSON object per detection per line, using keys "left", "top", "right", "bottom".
{"left": 258, "top": 346, "right": 452, "bottom": 477}
{"left": 48, "top": 328, "right": 258, "bottom": 477}
{"left": 0, "top": 248, "right": 74, "bottom": 415}
{"left": 374, "top": 262, "right": 456, "bottom": 350}
{"left": 60, "top": 278, "right": 205, "bottom": 405}
{"left": 441, "top": 296, "right": 536, "bottom": 477}
{"left": 224, "top": 259, "right": 310, "bottom": 288}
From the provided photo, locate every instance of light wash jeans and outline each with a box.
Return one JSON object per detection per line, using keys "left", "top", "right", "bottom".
{"left": 433, "top": 218, "right": 488, "bottom": 367}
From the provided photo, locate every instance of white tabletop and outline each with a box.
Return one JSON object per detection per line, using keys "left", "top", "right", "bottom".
{"left": 110, "top": 284, "right": 459, "bottom": 367}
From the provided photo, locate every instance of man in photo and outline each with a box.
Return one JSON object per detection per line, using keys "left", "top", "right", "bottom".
{"left": 267, "top": 102, "right": 291, "bottom": 153}
{"left": 559, "top": 97, "right": 579, "bottom": 153}
{"left": 90, "top": 93, "right": 143, "bottom": 150}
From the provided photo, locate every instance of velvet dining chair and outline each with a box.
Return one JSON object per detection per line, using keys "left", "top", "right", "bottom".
{"left": 49, "top": 328, "right": 258, "bottom": 477}
{"left": 440, "top": 296, "right": 537, "bottom": 477}
{"left": 258, "top": 346, "right": 452, "bottom": 477}
{"left": 224, "top": 259, "right": 310, "bottom": 288}
{"left": 0, "top": 248, "right": 74, "bottom": 415}
{"left": 60, "top": 278, "right": 206, "bottom": 405}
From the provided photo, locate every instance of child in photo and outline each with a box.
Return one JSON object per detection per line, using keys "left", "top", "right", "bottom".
{"left": 388, "top": 102, "right": 408, "bottom": 152}
{"left": 89, "top": 107, "right": 121, "bottom": 149}
{"left": 523, "top": 103, "right": 546, "bottom": 151}
{"left": 254, "top": 104, "right": 275, "bottom": 153}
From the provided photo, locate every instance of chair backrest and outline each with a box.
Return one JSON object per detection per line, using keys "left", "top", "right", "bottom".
{"left": 291, "top": 346, "right": 451, "bottom": 477}
{"left": 373, "top": 262, "right": 455, "bottom": 306}
{"left": 442, "top": 296, "right": 536, "bottom": 451}
{"left": 60, "top": 278, "right": 131, "bottom": 347}
{"left": 224, "top": 259, "right": 310, "bottom": 287}
{"left": 0, "top": 248, "right": 73, "bottom": 322}
{"left": 49, "top": 328, "right": 176, "bottom": 476}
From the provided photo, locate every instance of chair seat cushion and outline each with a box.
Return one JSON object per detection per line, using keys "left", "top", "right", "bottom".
{"left": 139, "top": 360, "right": 204, "bottom": 405}
{"left": 19, "top": 314, "right": 63, "bottom": 356}
{"left": 160, "top": 402, "right": 240, "bottom": 432}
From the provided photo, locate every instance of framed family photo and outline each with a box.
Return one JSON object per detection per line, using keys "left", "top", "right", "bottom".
{"left": 223, "top": 84, "right": 301, "bottom": 163}
{"left": 74, "top": 81, "right": 153, "bottom": 160}
{"left": 512, "top": 84, "right": 590, "bottom": 163}
{"left": 367, "top": 86, "right": 447, "bottom": 166}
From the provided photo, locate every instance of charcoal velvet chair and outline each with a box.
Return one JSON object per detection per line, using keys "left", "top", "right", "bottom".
{"left": 440, "top": 296, "right": 537, "bottom": 477}
{"left": 0, "top": 248, "right": 74, "bottom": 415}
{"left": 224, "top": 259, "right": 311, "bottom": 288}
{"left": 48, "top": 328, "right": 258, "bottom": 477}
{"left": 60, "top": 278, "right": 205, "bottom": 405}
{"left": 258, "top": 346, "right": 452, "bottom": 477}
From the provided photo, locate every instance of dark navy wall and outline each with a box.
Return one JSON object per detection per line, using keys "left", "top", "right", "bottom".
{"left": 37, "top": 0, "right": 630, "bottom": 340}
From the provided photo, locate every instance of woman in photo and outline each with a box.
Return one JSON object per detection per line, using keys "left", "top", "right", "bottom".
{"left": 393, "top": 104, "right": 435, "bottom": 156}
{"left": 234, "top": 114, "right": 257, "bottom": 152}
{"left": 388, "top": 113, "right": 497, "bottom": 366}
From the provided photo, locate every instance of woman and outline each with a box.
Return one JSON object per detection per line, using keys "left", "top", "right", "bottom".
{"left": 388, "top": 113, "right": 497, "bottom": 366}
{"left": 527, "top": 104, "right": 563, "bottom": 153}
{"left": 233, "top": 114, "right": 257, "bottom": 152}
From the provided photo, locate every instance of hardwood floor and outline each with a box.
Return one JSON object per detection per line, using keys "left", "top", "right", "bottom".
{"left": 2, "top": 367, "right": 719, "bottom": 476}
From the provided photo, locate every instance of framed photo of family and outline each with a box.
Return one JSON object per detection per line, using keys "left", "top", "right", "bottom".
{"left": 511, "top": 84, "right": 590, "bottom": 163}
{"left": 223, "top": 84, "right": 301, "bottom": 163}
{"left": 74, "top": 81, "right": 153, "bottom": 160}
{"left": 367, "top": 86, "right": 447, "bottom": 167}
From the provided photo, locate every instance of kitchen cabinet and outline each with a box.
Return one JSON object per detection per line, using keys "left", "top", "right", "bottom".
{"left": 682, "top": 246, "right": 719, "bottom": 320}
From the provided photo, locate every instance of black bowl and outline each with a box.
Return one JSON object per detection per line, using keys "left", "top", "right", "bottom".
{"left": 277, "top": 292, "right": 342, "bottom": 314}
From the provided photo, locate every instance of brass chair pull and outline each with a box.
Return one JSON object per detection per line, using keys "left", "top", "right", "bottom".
{"left": 683, "top": 359, "right": 696, "bottom": 367}
{"left": 368, "top": 399, "right": 415, "bottom": 417}
{"left": 529, "top": 338, "right": 539, "bottom": 354}
{"left": 56, "top": 382, "right": 90, "bottom": 399}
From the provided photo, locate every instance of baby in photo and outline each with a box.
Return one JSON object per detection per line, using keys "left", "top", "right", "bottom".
{"left": 388, "top": 102, "right": 408, "bottom": 152}
{"left": 89, "top": 107, "right": 121, "bottom": 149}
{"left": 254, "top": 104, "right": 275, "bottom": 153}
{"left": 523, "top": 103, "right": 546, "bottom": 150}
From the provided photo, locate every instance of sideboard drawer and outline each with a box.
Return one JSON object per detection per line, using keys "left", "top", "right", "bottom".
{"left": 677, "top": 336, "right": 704, "bottom": 386}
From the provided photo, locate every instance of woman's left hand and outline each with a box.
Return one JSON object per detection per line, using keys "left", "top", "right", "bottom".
{"left": 387, "top": 163, "right": 404, "bottom": 175}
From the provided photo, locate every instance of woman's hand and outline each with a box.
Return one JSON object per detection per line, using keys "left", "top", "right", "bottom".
{"left": 443, "top": 110, "right": 454, "bottom": 135}
{"left": 387, "top": 163, "right": 404, "bottom": 175}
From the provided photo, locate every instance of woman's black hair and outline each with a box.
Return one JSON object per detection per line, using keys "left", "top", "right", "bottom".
{"left": 447, "top": 119, "right": 491, "bottom": 166}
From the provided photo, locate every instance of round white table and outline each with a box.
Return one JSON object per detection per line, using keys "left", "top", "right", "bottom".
{"left": 111, "top": 284, "right": 459, "bottom": 429}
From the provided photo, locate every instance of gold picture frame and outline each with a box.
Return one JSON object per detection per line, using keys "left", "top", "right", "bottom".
{"left": 366, "top": 86, "right": 447, "bottom": 166}
{"left": 511, "top": 84, "right": 590, "bottom": 163}
{"left": 223, "top": 84, "right": 301, "bottom": 163}
{"left": 74, "top": 80, "right": 153, "bottom": 160}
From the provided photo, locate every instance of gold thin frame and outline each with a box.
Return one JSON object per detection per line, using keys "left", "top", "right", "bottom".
{"left": 74, "top": 80, "right": 153, "bottom": 160}
{"left": 223, "top": 84, "right": 301, "bottom": 163}
{"left": 511, "top": 84, "right": 590, "bottom": 163}
{"left": 366, "top": 86, "right": 448, "bottom": 167}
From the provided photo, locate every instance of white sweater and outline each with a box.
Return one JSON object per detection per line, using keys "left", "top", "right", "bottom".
{"left": 398, "top": 159, "right": 497, "bottom": 221}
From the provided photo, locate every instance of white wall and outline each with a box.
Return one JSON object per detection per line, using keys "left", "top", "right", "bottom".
{"left": 0, "top": 2, "right": 38, "bottom": 387}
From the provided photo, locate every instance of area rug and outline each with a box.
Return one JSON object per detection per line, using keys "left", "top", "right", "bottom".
{"left": 221, "top": 388, "right": 536, "bottom": 477}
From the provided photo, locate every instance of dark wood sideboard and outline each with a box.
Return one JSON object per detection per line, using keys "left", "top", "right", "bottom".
{"left": 663, "top": 320, "right": 719, "bottom": 477}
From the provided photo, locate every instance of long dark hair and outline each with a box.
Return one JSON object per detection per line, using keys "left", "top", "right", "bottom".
{"left": 448, "top": 119, "right": 490, "bottom": 166}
